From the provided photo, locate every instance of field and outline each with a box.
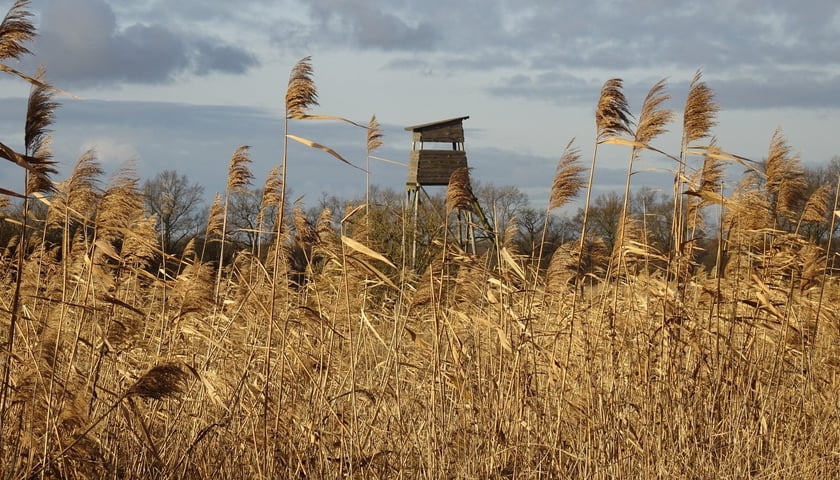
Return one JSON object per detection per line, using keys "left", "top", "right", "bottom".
{"left": 3, "top": 1, "right": 840, "bottom": 478}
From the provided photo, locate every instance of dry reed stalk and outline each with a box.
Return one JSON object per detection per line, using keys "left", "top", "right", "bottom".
{"left": 275, "top": 55, "right": 318, "bottom": 246}
{"left": 686, "top": 141, "right": 725, "bottom": 236}
{"left": 613, "top": 79, "right": 673, "bottom": 285}
{"left": 673, "top": 70, "right": 718, "bottom": 278}
{"left": 365, "top": 114, "right": 383, "bottom": 235}
{"left": 1, "top": 61, "right": 59, "bottom": 445}
{"left": 256, "top": 165, "right": 282, "bottom": 257}
{"left": 36, "top": 362, "right": 193, "bottom": 477}
{"left": 558, "top": 79, "right": 634, "bottom": 439}
{"left": 264, "top": 57, "right": 320, "bottom": 475}
{"left": 216, "top": 146, "right": 253, "bottom": 300}
{"left": 577, "top": 79, "right": 632, "bottom": 268}
{"left": 534, "top": 139, "right": 585, "bottom": 303}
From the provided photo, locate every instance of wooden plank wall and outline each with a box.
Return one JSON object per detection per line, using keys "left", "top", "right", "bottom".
{"left": 407, "top": 150, "right": 468, "bottom": 185}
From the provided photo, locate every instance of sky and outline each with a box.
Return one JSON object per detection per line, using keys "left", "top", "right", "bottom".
{"left": 1, "top": 0, "right": 839, "bottom": 214}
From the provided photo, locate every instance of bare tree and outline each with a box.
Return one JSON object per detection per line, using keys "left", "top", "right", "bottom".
{"left": 474, "top": 182, "right": 530, "bottom": 244}
{"left": 576, "top": 191, "right": 623, "bottom": 252}
{"left": 142, "top": 170, "right": 206, "bottom": 254}
{"left": 803, "top": 155, "right": 840, "bottom": 243}
{"left": 228, "top": 187, "right": 275, "bottom": 251}
{"left": 515, "top": 207, "right": 578, "bottom": 259}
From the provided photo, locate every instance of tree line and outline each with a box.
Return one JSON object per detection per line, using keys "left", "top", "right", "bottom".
{"left": 128, "top": 154, "right": 840, "bottom": 273}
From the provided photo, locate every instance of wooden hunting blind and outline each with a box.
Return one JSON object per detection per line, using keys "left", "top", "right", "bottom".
{"left": 405, "top": 116, "right": 470, "bottom": 186}
{"left": 404, "top": 116, "right": 475, "bottom": 265}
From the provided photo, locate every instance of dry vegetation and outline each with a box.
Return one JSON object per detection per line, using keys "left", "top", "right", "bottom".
{"left": 3, "top": 2, "right": 840, "bottom": 478}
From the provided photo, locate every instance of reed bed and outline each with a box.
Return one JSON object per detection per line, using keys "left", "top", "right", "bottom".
{"left": 3, "top": 2, "right": 840, "bottom": 478}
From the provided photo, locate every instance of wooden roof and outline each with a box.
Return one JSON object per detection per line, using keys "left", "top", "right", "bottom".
{"left": 404, "top": 116, "right": 470, "bottom": 144}
{"left": 404, "top": 116, "right": 470, "bottom": 132}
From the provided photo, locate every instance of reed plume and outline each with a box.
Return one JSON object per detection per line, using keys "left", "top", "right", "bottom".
{"left": 206, "top": 193, "right": 224, "bottom": 238}
{"left": 97, "top": 167, "right": 143, "bottom": 244}
{"left": 55, "top": 149, "right": 102, "bottom": 223}
{"left": 286, "top": 56, "right": 318, "bottom": 120}
{"left": 367, "top": 114, "right": 384, "bottom": 153}
{"left": 547, "top": 235, "right": 608, "bottom": 294}
{"left": 0, "top": 0, "right": 35, "bottom": 61}
{"left": 765, "top": 128, "right": 806, "bottom": 220}
{"left": 800, "top": 184, "right": 832, "bottom": 224}
{"left": 24, "top": 66, "right": 58, "bottom": 194}
{"left": 596, "top": 79, "right": 634, "bottom": 141}
{"left": 445, "top": 167, "right": 475, "bottom": 217}
{"left": 123, "top": 214, "right": 158, "bottom": 269}
{"left": 127, "top": 363, "right": 191, "bottom": 400}
{"left": 260, "top": 165, "right": 283, "bottom": 220}
{"left": 226, "top": 145, "right": 254, "bottom": 193}
{"left": 683, "top": 69, "right": 719, "bottom": 145}
{"left": 548, "top": 140, "right": 585, "bottom": 211}
{"left": 634, "top": 78, "right": 673, "bottom": 148}
{"left": 697, "top": 142, "right": 726, "bottom": 194}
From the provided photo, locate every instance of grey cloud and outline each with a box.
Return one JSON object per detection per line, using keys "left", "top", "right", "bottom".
{"left": 27, "top": 0, "right": 259, "bottom": 87}
{"left": 486, "top": 64, "right": 840, "bottom": 113}
{"left": 305, "top": 0, "right": 438, "bottom": 51}
{"left": 714, "top": 73, "right": 840, "bottom": 110}
{"left": 367, "top": 0, "right": 840, "bottom": 112}
{"left": 485, "top": 71, "right": 598, "bottom": 104}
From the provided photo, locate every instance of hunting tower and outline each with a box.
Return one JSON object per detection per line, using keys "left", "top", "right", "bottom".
{"left": 404, "top": 116, "right": 474, "bottom": 264}
{"left": 405, "top": 116, "right": 470, "bottom": 187}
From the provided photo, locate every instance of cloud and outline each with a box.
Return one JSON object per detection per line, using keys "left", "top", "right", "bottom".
{"left": 713, "top": 72, "right": 840, "bottom": 110}
{"left": 346, "top": 1, "right": 840, "bottom": 112}
{"left": 304, "top": 0, "right": 438, "bottom": 51}
{"left": 27, "top": 0, "right": 259, "bottom": 87}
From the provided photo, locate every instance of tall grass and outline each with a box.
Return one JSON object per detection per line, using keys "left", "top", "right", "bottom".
{"left": 3, "top": 4, "right": 840, "bottom": 478}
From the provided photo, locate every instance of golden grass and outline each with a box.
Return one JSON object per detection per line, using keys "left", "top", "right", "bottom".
{"left": 3, "top": 6, "right": 840, "bottom": 478}
{"left": 1, "top": 160, "right": 840, "bottom": 478}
